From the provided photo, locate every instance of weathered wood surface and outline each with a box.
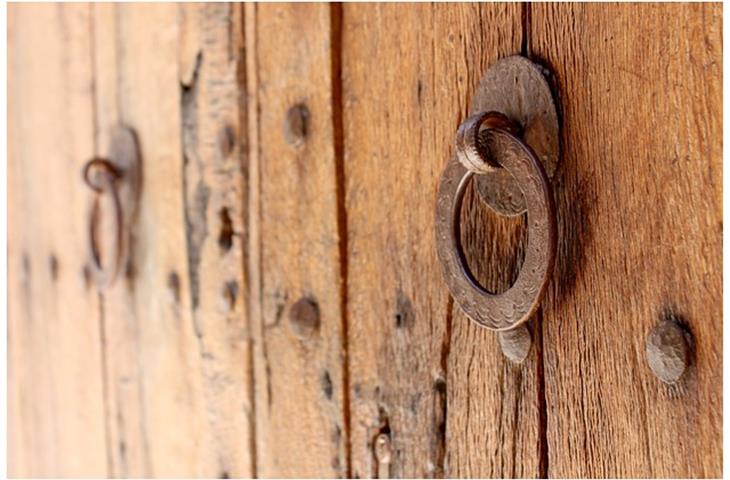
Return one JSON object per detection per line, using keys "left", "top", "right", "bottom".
{"left": 93, "top": 3, "right": 253, "bottom": 477}
{"left": 8, "top": 3, "right": 722, "bottom": 478}
{"left": 531, "top": 3, "right": 722, "bottom": 477}
{"left": 341, "top": 4, "right": 548, "bottom": 478}
{"left": 9, "top": 3, "right": 254, "bottom": 477}
{"left": 8, "top": 4, "right": 108, "bottom": 477}
{"left": 246, "top": 3, "right": 349, "bottom": 477}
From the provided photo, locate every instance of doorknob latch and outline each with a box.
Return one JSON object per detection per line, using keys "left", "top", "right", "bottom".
{"left": 435, "top": 55, "right": 560, "bottom": 340}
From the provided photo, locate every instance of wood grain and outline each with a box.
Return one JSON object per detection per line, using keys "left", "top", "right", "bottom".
{"left": 93, "top": 4, "right": 252, "bottom": 476}
{"left": 247, "top": 3, "right": 348, "bottom": 477}
{"left": 178, "top": 4, "right": 253, "bottom": 477}
{"left": 8, "top": 4, "right": 108, "bottom": 476}
{"left": 531, "top": 3, "right": 722, "bottom": 477}
{"left": 341, "top": 4, "right": 547, "bottom": 477}
{"left": 8, "top": 3, "right": 722, "bottom": 478}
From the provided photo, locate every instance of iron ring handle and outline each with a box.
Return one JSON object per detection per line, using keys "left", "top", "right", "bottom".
{"left": 435, "top": 112, "right": 557, "bottom": 331}
{"left": 83, "top": 158, "right": 124, "bottom": 289}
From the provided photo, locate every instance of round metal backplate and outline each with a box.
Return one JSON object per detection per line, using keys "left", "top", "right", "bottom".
{"left": 470, "top": 55, "right": 559, "bottom": 216}
{"left": 109, "top": 126, "right": 141, "bottom": 211}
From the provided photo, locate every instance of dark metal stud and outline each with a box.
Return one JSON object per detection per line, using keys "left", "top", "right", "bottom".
{"left": 646, "top": 320, "right": 690, "bottom": 384}
{"left": 288, "top": 297, "right": 320, "bottom": 338}
{"left": 498, "top": 324, "right": 532, "bottom": 363}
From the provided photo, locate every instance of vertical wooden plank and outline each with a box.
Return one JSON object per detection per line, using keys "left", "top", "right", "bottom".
{"left": 247, "top": 4, "right": 348, "bottom": 477}
{"left": 178, "top": 4, "right": 253, "bottom": 478}
{"left": 531, "top": 3, "right": 722, "bottom": 477}
{"left": 342, "top": 4, "right": 544, "bottom": 477}
{"left": 8, "top": 4, "right": 108, "bottom": 476}
{"left": 91, "top": 5, "right": 149, "bottom": 475}
{"left": 437, "top": 7, "right": 547, "bottom": 477}
{"left": 93, "top": 4, "right": 253, "bottom": 476}
{"left": 94, "top": 6, "right": 202, "bottom": 475}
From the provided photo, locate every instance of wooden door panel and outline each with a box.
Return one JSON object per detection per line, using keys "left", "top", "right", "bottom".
{"left": 8, "top": 4, "right": 107, "bottom": 476}
{"left": 92, "top": 4, "right": 253, "bottom": 477}
{"left": 246, "top": 3, "right": 348, "bottom": 477}
{"left": 341, "top": 4, "right": 551, "bottom": 478}
{"left": 531, "top": 4, "right": 722, "bottom": 477}
{"left": 7, "top": 3, "right": 722, "bottom": 478}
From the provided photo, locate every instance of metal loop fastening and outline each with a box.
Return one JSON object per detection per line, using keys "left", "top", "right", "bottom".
{"left": 455, "top": 111, "right": 521, "bottom": 174}
{"left": 83, "top": 157, "right": 121, "bottom": 192}
{"left": 435, "top": 111, "right": 557, "bottom": 331}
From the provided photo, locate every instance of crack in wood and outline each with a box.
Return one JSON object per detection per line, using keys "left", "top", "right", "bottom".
{"left": 330, "top": 3, "right": 352, "bottom": 477}
{"left": 181, "top": 50, "right": 207, "bottom": 315}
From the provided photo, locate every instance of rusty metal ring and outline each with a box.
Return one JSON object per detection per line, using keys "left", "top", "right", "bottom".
{"left": 83, "top": 157, "right": 121, "bottom": 192}
{"left": 455, "top": 111, "right": 521, "bottom": 174}
{"left": 435, "top": 112, "right": 557, "bottom": 331}
{"left": 84, "top": 159, "right": 124, "bottom": 289}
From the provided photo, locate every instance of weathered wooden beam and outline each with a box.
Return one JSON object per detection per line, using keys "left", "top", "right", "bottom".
{"left": 93, "top": 4, "right": 253, "bottom": 476}
{"left": 8, "top": 4, "right": 108, "bottom": 476}
{"left": 341, "top": 4, "right": 546, "bottom": 477}
{"left": 246, "top": 3, "right": 349, "bottom": 477}
{"left": 532, "top": 3, "right": 722, "bottom": 477}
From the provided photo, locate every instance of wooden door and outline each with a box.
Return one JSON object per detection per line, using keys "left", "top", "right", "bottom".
{"left": 8, "top": 3, "right": 721, "bottom": 478}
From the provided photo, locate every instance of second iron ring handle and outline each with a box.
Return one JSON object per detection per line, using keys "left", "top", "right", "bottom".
{"left": 83, "top": 158, "right": 125, "bottom": 290}
{"left": 435, "top": 111, "right": 557, "bottom": 331}
{"left": 81, "top": 126, "right": 141, "bottom": 291}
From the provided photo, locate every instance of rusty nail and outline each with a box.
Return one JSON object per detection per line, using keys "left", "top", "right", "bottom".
{"left": 288, "top": 297, "right": 320, "bottom": 338}
{"left": 498, "top": 324, "right": 532, "bottom": 363}
{"left": 646, "top": 319, "right": 690, "bottom": 384}
{"left": 284, "top": 103, "right": 309, "bottom": 147}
